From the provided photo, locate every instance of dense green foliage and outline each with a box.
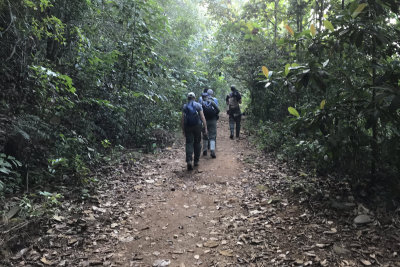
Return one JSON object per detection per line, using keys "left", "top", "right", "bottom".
{"left": 1, "top": 0, "right": 399, "bottom": 200}
{"left": 0, "top": 0, "right": 228, "bottom": 197}
{"left": 206, "top": 0, "right": 400, "bottom": 182}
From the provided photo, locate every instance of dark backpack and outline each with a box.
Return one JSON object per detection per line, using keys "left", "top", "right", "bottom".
{"left": 202, "top": 100, "right": 218, "bottom": 120}
{"left": 184, "top": 101, "right": 199, "bottom": 126}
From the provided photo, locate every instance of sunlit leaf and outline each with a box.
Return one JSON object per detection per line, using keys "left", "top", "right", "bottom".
{"left": 352, "top": 3, "right": 368, "bottom": 18}
{"left": 285, "top": 24, "right": 294, "bottom": 36}
{"left": 246, "top": 22, "right": 254, "bottom": 31}
{"left": 323, "top": 20, "right": 334, "bottom": 31}
{"left": 288, "top": 107, "right": 300, "bottom": 117}
{"left": 262, "top": 66, "right": 269, "bottom": 78}
{"left": 320, "top": 99, "right": 326, "bottom": 110}
{"left": 310, "top": 24, "right": 316, "bottom": 36}
{"left": 284, "top": 63, "right": 290, "bottom": 76}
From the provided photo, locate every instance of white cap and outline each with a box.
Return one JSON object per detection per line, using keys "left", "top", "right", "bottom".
{"left": 187, "top": 92, "right": 195, "bottom": 98}
{"left": 207, "top": 89, "right": 214, "bottom": 96}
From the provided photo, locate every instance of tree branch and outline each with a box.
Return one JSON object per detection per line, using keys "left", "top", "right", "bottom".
{"left": 0, "top": 0, "right": 15, "bottom": 36}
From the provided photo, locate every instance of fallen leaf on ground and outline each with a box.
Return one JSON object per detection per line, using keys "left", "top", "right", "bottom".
{"left": 295, "top": 259, "right": 304, "bottom": 265}
{"left": 360, "top": 259, "right": 372, "bottom": 266}
{"left": 52, "top": 215, "right": 64, "bottom": 222}
{"left": 323, "top": 228, "right": 337, "bottom": 234}
{"left": 354, "top": 215, "right": 372, "bottom": 225}
{"left": 219, "top": 250, "right": 234, "bottom": 257}
{"left": 40, "top": 257, "right": 54, "bottom": 265}
{"left": 203, "top": 240, "right": 219, "bottom": 248}
{"left": 153, "top": 259, "right": 171, "bottom": 266}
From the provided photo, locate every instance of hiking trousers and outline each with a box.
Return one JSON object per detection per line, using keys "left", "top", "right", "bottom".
{"left": 203, "top": 118, "right": 217, "bottom": 151}
{"left": 185, "top": 124, "right": 202, "bottom": 163}
{"left": 229, "top": 108, "right": 241, "bottom": 137}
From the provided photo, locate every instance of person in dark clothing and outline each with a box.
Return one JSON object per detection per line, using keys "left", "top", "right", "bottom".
{"left": 198, "top": 88, "right": 208, "bottom": 105}
{"left": 201, "top": 92, "right": 220, "bottom": 158}
{"left": 182, "top": 92, "right": 208, "bottom": 170}
{"left": 226, "top": 85, "right": 242, "bottom": 139}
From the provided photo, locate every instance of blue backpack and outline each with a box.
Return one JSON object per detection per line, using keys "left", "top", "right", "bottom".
{"left": 184, "top": 102, "right": 199, "bottom": 126}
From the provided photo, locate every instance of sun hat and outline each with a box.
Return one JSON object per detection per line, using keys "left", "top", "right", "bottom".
{"left": 187, "top": 92, "right": 195, "bottom": 98}
{"left": 207, "top": 89, "right": 214, "bottom": 96}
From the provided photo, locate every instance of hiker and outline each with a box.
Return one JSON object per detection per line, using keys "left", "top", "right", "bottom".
{"left": 198, "top": 88, "right": 208, "bottom": 105}
{"left": 201, "top": 92, "right": 220, "bottom": 158}
{"left": 201, "top": 92, "right": 210, "bottom": 155}
{"left": 226, "top": 85, "right": 242, "bottom": 139}
{"left": 182, "top": 92, "right": 208, "bottom": 170}
{"left": 207, "top": 89, "right": 219, "bottom": 106}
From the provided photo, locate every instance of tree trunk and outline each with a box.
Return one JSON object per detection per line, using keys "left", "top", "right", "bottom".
{"left": 274, "top": 0, "right": 278, "bottom": 56}
{"left": 371, "top": 54, "right": 378, "bottom": 175}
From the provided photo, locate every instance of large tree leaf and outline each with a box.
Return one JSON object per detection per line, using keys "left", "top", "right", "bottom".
{"left": 288, "top": 107, "right": 300, "bottom": 117}
{"left": 310, "top": 24, "right": 316, "bottom": 37}
{"left": 262, "top": 66, "right": 269, "bottom": 78}
{"left": 352, "top": 3, "right": 368, "bottom": 18}
{"left": 323, "top": 20, "right": 334, "bottom": 31}
{"left": 285, "top": 24, "right": 294, "bottom": 36}
{"left": 320, "top": 99, "right": 326, "bottom": 109}
{"left": 284, "top": 63, "right": 290, "bottom": 76}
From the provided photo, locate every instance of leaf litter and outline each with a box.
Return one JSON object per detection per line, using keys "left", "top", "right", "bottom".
{"left": 1, "top": 116, "right": 399, "bottom": 266}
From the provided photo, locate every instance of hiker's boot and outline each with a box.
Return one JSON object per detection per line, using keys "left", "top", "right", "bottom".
{"left": 203, "top": 150, "right": 207, "bottom": 156}
{"left": 187, "top": 162, "right": 193, "bottom": 171}
{"left": 194, "top": 161, "right": 199, "bottom": 167}
{"left": 203, "top": 139, "right": 208, "bottom": 153}
{"left": 229, "top": 122, "right": 234, "bottom": 139}
{"left": 211, "top": 150, "right": 216, "bottom": 158}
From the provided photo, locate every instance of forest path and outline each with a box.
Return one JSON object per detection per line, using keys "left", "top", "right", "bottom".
{"left": 4, "top": 115, "right": 397, "bottom": 266}
{"left": 113, "top": 114, "right": 251, "bottom": 266}
{"left": 107, "top": 114, "right": 398, "bottom": 267}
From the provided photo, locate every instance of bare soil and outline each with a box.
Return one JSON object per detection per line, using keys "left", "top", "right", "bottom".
{"left": 2, "top": 114, "right": 400, "bottom": 266}
{"left": 112, "top": 115, "right": 247, "bottom": 266}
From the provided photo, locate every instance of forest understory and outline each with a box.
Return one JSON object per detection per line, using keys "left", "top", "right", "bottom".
{"left": 1, "top": 115, "right": 399, "bottom": 267}
{"left": 1, "top": 0, "right": 400, "bottom": 266}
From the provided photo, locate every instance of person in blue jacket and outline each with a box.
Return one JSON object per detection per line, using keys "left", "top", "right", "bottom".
{"left": 207, "top": 89, "right": 219, "bottom": 106}
{"left": 182, "top": 92, "right": 208, "bottom": 170}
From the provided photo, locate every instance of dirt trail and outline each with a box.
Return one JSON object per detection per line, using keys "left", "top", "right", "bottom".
{"left": 108, "top": 114, "right": 399, "bottom": 267}
{"left": 4, "top": 114, "right": 398, "bottom": 266}
{"left": 113, "top": 115, "right": 249, "bottom": 266}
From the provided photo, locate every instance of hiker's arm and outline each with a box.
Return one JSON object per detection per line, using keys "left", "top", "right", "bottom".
{"left": 212, "top": 102, "right": 220, "bottom": 114}
{"left": 181, "top": 113, "right": 185, "bottom": 136}
{"left": 199, "top": 111, "right": 208, "bottom": 135}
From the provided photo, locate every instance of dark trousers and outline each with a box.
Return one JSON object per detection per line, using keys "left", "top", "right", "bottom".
{"left": 203, "top": 119, "right": 217, "bottom": 151}
{"left": 185, "top": 124, "right": 202, "bottom": 163}
{"left": 229, "top": 108, "right": 241, "bottom": 137}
